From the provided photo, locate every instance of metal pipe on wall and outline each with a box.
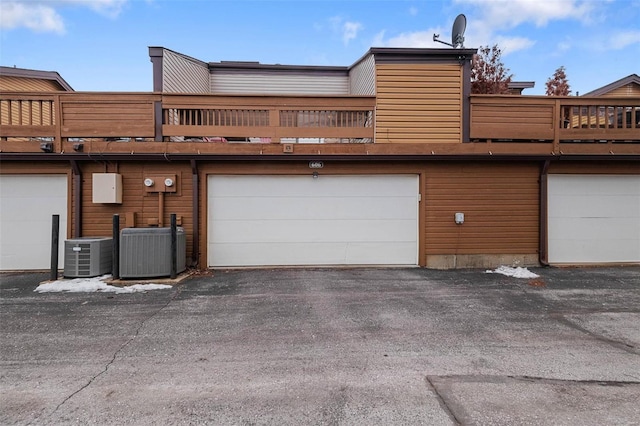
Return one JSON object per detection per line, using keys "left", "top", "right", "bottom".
{"left": 191, "top": 160, "right": 199, "bottom": 267}
{"left": 539, "top": 159, "right": 551, "bottom": 266}
{"left": 158, "top": 192, "right": 165, "bottom": 227}
{"left": 70, "top": 160, "right": 82, "bottom": 238}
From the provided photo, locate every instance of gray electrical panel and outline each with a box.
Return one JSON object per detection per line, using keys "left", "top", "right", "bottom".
{"left": 119, "top": 227, "right": 186, "bottom": 279}
{"left": 64, "top": 237, "right": 113, "bottom": 278}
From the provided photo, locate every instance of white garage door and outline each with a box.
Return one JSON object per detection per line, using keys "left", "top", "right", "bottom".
{"left": 208, "top": 175, "right": 419, "bottom": 267}
{"left": 548, "top": 175, "right": 640, "bottom": 264}
{"left": 0, "top": 174, "right": 68, "bottom": 270}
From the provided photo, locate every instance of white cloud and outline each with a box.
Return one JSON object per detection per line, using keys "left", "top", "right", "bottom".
{"left": 342, "top": 21, "right": 363, "bottom": 45}
{"left": 329, "top": 16, "right": 364, "bottom": 46}
{"left": 0, "top": 0, "right": 127, "bottom": 33}
{"left": 0, "top": 2, "right": 65, "bottom": 33}
{"left": 610, "top": 30, "right": 640, "bottom": 49}
{"left": 454, "top": 0, "right": 593, "bottom": 28}
{"left": 494, "top": 36, "right": 536, "bottom": 55}
{"left": 373, "top": 27, "right": 445, "bottom": 48}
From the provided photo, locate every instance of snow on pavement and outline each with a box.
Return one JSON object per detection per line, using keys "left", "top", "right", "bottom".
{"left": 34, "top": 275, "right": 173, "bottom": 294}
{"left": 485, "top": 266, "right": 540, "bottom": 279}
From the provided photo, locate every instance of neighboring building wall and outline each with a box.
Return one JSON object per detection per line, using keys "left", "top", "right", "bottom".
{"left": 349, "top": 54, "right": 376, "bottom": 95}
{"left": 375, "top": 64, "right": 462, "bottom": 144}
{"left": 0, "top": 77, "right": 57, "bottom": 134}
{"left": 210, "top": 70, "right": 349, "bottom": 95}
{"left": 597, "top": 83, "right": 640, "bottom": 97}
{"left": 163, "top": 50, "right": 209, "bottom": 93}
{"left": 424, "top": 162, "right": 540, "bottom": 268}
{"left": 0, "top": 76, "right": 63, "bottom": 92}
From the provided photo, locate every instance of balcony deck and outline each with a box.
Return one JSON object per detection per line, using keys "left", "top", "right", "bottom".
{"left": 1, "top": 91, "right": 638, "bottom": 158}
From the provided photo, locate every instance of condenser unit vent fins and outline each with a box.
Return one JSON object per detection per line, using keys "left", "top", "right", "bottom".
{"left": 64, "top": 237, "right": 113, "bottom": 278}
{"left": 119, "top": 227, "right": 186, "bottom": 279}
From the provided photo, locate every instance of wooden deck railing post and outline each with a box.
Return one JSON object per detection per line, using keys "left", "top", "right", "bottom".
{"left": 54, "top": 94, "right": 63, "bottom": 153}
{"left": 552, "top": 99, "right": 561, "bottom": 154}
{"left": 154, "top": 100, "right": 163, "bottom": 141}
{"left": 269, "top": 108, "right": 280, "bottom": 143}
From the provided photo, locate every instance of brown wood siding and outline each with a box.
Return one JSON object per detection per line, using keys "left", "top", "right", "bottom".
{"left": 375, "top": 64, "right": 462, "bottom": 144}
{"left": 598, "top": 83, "right": 640, "bottom": 97}
{"left": 0, "top": 76, "right": 64, "bottom": 92}
{"left": 425, "top": 162, "right": 539, "bottom": 255}
{"left": 470, "top": 97, "right": 554, "bottom": 140}
{"left": 79, "top": 162, "right": 194, "bottom": 261}
{"left": 59, "top": 93, "right": 156, "bottom": 138}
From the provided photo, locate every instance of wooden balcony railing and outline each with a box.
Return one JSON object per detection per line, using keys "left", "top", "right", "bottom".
{"left": 160, "top": 94, "right": 375, "bottom": 143}
{"left": 470, "top": 95, "right": 640, "bottom": 143}
{"left": 2, "top": 91, "right": 638, "bottom": 156}
{"left": 0, "top": 92, "right": 375, "bottom": 148}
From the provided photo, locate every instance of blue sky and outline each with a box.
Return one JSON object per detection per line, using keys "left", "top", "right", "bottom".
{"left": 1, "top": 0, "right": 639, "bottom": 95}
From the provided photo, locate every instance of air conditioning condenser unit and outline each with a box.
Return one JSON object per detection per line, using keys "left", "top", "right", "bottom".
{"left": 64, "top": 237, "right": 113, "bottom": 278}
{"left": 119, "top": 227, "right": 186, "bottom": 279}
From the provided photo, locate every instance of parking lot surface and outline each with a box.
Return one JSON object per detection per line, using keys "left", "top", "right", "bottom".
{"left": 1, "top": 266, "right": 639, "bottom": 425}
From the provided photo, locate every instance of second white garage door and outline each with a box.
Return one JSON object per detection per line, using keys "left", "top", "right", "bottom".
{"left": 548, "top": 174, "right": 640, "bottom": 264}
{"left": 0, "top": 174, "right": 68, "bottom": 270}
{"left": 208, "top": 175, "right": 419, "bottom": 267}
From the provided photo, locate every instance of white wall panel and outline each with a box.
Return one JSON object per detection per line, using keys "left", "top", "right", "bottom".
{"left": 210, "top": 72, "right": 349, "bottom": 95}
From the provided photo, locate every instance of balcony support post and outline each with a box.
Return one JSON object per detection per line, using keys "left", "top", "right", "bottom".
{"left": 553, "top": 99, "right": 561, "bottom": 154}
{"left": 154, "top": 101, "right": 163, "bottom": 141}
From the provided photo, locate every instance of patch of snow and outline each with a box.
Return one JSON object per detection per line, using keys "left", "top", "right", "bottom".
{"left": 485, "top": 266, "right": 540, "bottom": 279}
{"left": 34, "top": 275, "right": 173, "bottom": 294}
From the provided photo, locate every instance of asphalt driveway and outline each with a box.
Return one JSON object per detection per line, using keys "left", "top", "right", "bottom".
{"left": 1, "top": 266, "right": 639, "bottom": 425}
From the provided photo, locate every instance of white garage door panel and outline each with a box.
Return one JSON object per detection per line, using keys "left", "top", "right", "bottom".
{"left": 208, "top": 175, "right": 418, "bottom": 267}
{"left": 0, "top": 175, "right": 68, "bottom": 270}
{"left": 212, "top": 219, "right": 417, "bottom": 243}
{"left": 212, "top": 175, "right": 415, "bottom": 197}
{"left": 211, "top": 197, "right": 416, "bottom": 220}
{"left": 548, "top": 175, "right": 640, "bottom": 264}
{"left": 213, "top": 242, "right": 417, "bottom": 267}
{"left": 550, "top": 195, "right": 640, "bottom": 218}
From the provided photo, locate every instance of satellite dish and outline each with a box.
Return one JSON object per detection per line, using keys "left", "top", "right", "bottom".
{"left": 433, "top": 14, "right": 466, "bottom": 48}
{"left": 451, "top": 14, "right": 466, "bottom": 48}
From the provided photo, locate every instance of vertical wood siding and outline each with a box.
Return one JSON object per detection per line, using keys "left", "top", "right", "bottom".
{"left": 375, "top": 64, "right": 462, "bottom": 144}
{"left": 210, "top": 71, "right": 349, "bottom": 95}
{"left": 349, "top": 54, "right": 376, "bottom": 95}
{"left": 163, "top": 50, "right": 209, "bottom": 93}
{"left": 425, "top": 162, "right": 540, "bottom": 255}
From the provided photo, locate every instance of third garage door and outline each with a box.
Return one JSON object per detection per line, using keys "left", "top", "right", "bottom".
{"left": 548, "top": 174, "right": 640, "bottom": 264}
{"left": 208, "top": 174, "right": 419, "bottom": 267}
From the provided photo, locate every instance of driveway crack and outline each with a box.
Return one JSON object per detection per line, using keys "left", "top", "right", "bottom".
{"left": 551, "top": 314, "right": 639, "bottom": 355}
{"left": 42, "top": 286, "right": 183, "bottom": 421}
{"left": 425, "top": 375, "right": 462, "bottom": 425}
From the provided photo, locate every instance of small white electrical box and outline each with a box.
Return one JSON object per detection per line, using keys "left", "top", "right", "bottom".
{"left": 454, "top": 212, "right": 465, "bottom": 224}
{"left": 92, "top": 173, "right": 123, "bottom": 204}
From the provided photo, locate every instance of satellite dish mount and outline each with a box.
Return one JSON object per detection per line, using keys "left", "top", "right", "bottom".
{"left": 433, "top": 14, "right": 466, "bottom": 48}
